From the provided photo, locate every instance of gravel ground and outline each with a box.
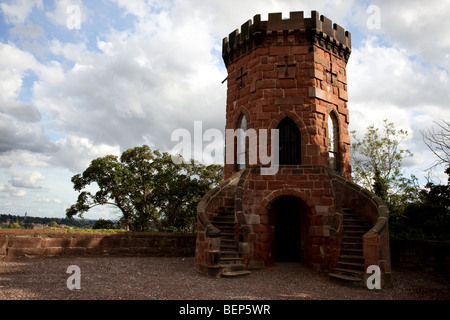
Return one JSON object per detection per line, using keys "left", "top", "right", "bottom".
{"left": 0, "top": 256, "right": 449, "bottom": 300}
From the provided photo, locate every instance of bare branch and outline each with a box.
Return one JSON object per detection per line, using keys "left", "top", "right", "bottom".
{"left": 421, "top": 120, "right": 450, "bottom": 170}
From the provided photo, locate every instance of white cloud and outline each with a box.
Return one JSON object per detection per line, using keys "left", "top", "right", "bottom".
{"left": 9, "top": 22, "right": 45, "bottom": 38}
{"left": 10, "top": 170, "right": 45, "bottom": 189}
{"left": 36, "top": 195, "right": 62, "bottom": 204}
{"left": 347, "top": 35, "right": 450, "bottom": 143}
{"left": 0, "top": 100, "right": 41, "bottom": 122}
{"left": 348, "top": 36, "right": 450, "bottom": 109}
{"left": 0, "top": 183, "right": 27, "bottom": 198}
{"left": 0, "top": 43, "right": 39, "bottom": 100}
{"left": 0, "top": 113, "right": 55, "bottom": 154}
{"left": 378, "top": 0, "right": 450, "bottom": 67}
{"left": 0, "top": 0, "right": 43, "bottom": 24}
{"left": 32, "top": 7, "right": 227, "bottom": 155}
{"left": 49, "top": 40, "right": 87, "bottom": 63}
{"left": 0, "top": 150, "right": 51, "bottom": 168}
{"left": 54, "top": 135, "right": 121, "bottom": 173}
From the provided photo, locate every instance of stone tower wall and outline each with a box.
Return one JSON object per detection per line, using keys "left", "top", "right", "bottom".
{"left": 223, "top": 11, "right": 352, "bottom": 180}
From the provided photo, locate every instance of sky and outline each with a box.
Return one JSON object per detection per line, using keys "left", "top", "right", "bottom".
{"left": 0, "top": 0, "right": 449, "bottom": 221}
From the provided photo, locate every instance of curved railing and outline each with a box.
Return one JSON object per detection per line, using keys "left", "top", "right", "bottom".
{"left": 327, "top": 168, "right": 389, "bottom": 234}
{"left": 196, "top": 170, "right": 243, "bottom": 237}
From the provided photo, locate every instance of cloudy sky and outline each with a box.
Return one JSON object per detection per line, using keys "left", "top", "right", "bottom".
{"left": 0, "top": 0, "right": 449, "bottom": 221}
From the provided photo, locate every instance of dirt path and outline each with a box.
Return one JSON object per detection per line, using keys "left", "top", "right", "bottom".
{"left": 0, "top": 256, "right": 449, "bottom": 300}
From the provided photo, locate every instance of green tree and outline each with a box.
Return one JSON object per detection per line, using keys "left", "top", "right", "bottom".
{"left": 390, "top": 166, "right": 450, "bottom": 240}
{"left": 92, "top": 218, "right": 118, "bottom": 230}
{"left": 9, "top": 221, "right": 21, "bottom": 229}
{"left": 66, "top": 145, "right": 223, "bottom": 232}
{"left": 350, "top": 120, "right": 420, "bottom": 213}
{"left": 48, "top": 221, "right": 59, "bottom": 228}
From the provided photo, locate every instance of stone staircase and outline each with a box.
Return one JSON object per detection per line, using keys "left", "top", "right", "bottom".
{"left": 329, "top": 208, "right": 370, "bottom": 285}
{"left": 211, "top": 206, "right": 251, "bottom": 277}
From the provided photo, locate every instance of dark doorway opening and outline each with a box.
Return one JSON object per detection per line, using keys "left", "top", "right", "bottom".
{"left": 273, "top": 196, "right": 303, "bottom": 262}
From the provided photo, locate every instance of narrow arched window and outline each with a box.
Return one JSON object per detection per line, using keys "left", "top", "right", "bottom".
{"left": 277, "top": 117, "right": 301, "bottom": 165}
{"left": 236, "top": 114, "right": 247, "bottom": 171}
{"left": 328, "top": 112, "right": 339, "bottom": 171}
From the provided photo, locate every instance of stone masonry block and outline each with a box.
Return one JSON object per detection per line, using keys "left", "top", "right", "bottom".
{"left": 309, "top": 226, "right": 329, "bottom": 237}
{"left": 274, "top": 97, "right": 304, "bottom": 105}
{"left": 41, "top": 238, "right": 72, "bottom": 248}
{"left": 0, "top": 237, "right": 7, "bottom": 249}
{"left": 364, "top": 244, "right": 379, "bottom": 260}
{"left": 247, "top": 214, "right": 260, "bottom": 225}
{"left": 7, "top": 248, "right": 43, "bottom": 258}
{"left": 315, "top": 205, "right": 329, "bottom": 215}
{"left": 7, "top": 237, "right": 41, "bottom": 248}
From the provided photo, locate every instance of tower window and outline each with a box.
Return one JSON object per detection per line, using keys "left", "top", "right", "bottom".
{"left": 277, "top": 117, "right": 301, "bottom": 165}
{"left": 236, "top": 114, "right": 247, "bottom": 171}
{"left": 328, "top": 113, "right": 339, "bottom": 171}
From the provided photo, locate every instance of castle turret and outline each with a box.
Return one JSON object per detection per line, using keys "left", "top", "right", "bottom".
{"left": 222, "top": 11, "right": 352, "bottom": 181}
{"left": 196, "top": 11, "right": 391, "bottom": 288}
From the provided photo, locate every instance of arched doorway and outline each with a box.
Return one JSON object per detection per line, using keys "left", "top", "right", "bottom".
{"left": 271, "top": 195, "right": 304, "bottom": 262}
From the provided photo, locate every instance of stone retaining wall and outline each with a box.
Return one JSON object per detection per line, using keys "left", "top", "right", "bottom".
{"left": 0, "top": 229, "right": 196, "bottom": 259}
{"left": 390, "top": 239, "right": 450, "bottom": 274}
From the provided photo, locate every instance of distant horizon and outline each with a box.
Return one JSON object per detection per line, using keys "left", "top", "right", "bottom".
{"left": 0, "top": 212, "right": 110, "bottom": 222}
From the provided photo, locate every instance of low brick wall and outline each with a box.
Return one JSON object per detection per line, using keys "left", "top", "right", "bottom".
{"left": 390, "top": 239, "right": 450, "bottom": 274}
{"left": 0, "top": 229, "right": 196, "bottom": 259}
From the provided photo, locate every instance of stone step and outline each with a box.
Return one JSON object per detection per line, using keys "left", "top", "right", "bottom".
{"left": 220, "top": 232, "right": 236, "bottom": 237}
{"left": 220, "top": 263, "right": 246, "bottom": 271}
{"left": 220, "top": 263, "right": 251, "bottom": 277}
{"left": 215, "top": 221, "right": 236, "bottom": 228}
{"left": 213, "top": 216, "right": 235, "bottom": 223}
{"left": 220, "top": 244, "right": 238, "bottom": 250}
{"left": 220, "top": 250, "right": 239, "bottom": 257}
{"left": 343, "top": 215, "right": 367, "bottom": 223}
{"left": 343, "top": 234, "right": 363, "bottom": 238}
{"left": 221, "top": 238, "right": 236, "bottom": 243}
{"left": 342, "top": 239, "right": 363, "bottom": 244}
{"left": 222, "top": 270, "right": 251, "bottom": 277}
{"left": 343, "top": 223, "right": 368, "bottom": 229}
{"left": 212, "top": 220, "right": 235, "bottom": 226}
{"left": 333, "top": 208, "right": 367, "bottom": 285}
{"left": 218, "top": 206, "right": 235, "bottom": 215}
{"left": 220, "top": 257, "right": 242, "bottom": 263}
{"left": 337, "top": 260, "right": 364, "bottom": 272}
{"left": 343, "top": 214, "right": 362, "bottom": 220}
{"left": 215, "top": 228, "right": 235, "bottom": 233}
{"left": 341, "top": 248, "right": 363, "bottom": 254}
{"left": 329, "top": 272, "right": 362, "bottom": 282}
{"left": 344, "top": 224, "right": 369, "bottom": 229}
{"left": 345, "top": 230, "right": 366, "bottom": 235}
{"left": 339, "top": 254, "right": 364, "bottom": 260}
{"left": 332, "top": 267, "right": 363, "bottom": 277}
{"left": 342, "top": 241, "right": 363, "bottom": 246}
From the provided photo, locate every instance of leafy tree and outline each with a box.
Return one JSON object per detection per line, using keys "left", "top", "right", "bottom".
{"left": 350, "top": 120, "right": 420, "bottom": 213}
{"left": 48, "top": 221, "right": 59, "bottom": 228}
{"left": 390, "top": 166, "right": 450, "bottom": 240}
{"left": 67, "top": 145, "right": 223, "bottom": 232}
{"left": 9, "top": 221, "right": 21, "bottom": 229}
{"left": 92, "top": 218, "right": 118, "bottom": 230}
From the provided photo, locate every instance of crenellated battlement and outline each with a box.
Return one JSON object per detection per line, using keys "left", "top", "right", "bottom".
{"left": 222, "top": 10, "right": 352, "bottom": 66}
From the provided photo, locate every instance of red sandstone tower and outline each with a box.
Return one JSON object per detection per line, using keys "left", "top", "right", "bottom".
{"left": 196, "top": 11, "right": 391, "bottom": 286}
